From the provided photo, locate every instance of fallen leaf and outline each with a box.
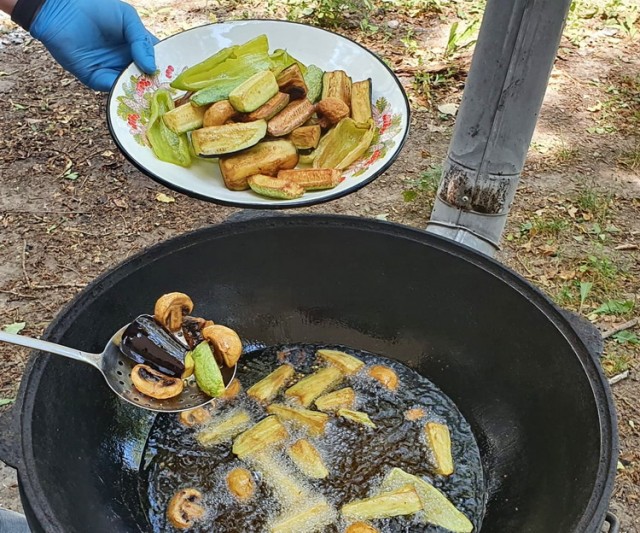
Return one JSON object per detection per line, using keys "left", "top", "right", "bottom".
{"left": 2, "top": 322, "right": 26, "bottom": 334}
{"left": 437, "top": 103, "right": 458, "bottom": 116}
{"left": 0, "top": 399, "right": 14, "bottom": 407}
{"left": 155, "top": 193, "right": 175, "bottom": 203}
{"left": 568, "top": 206, "right": 578, "bottom": 218}
{"left": 101, "top": 150, "right": 114, "bottom": 157}
{"left": 113, "top": 198, "right": 128, "bottom": 209}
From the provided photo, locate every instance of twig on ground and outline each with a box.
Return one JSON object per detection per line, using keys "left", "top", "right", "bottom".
{"left": 609, "top": 371, "right": 629, "bottom": 386}
{"left": 614, "top": 243, "right": 638, "bottom": 251}
{"left": 602, "top": 318, "right": 639, "bottom": 339}
{"left": 28, "top": 283, "right": 85, "bottom": 290}
{"left": 0, "top": 289, "right": 37, "bottom": 300}
{"left": 22, "top": 240, "right": 31, "bottom": 289}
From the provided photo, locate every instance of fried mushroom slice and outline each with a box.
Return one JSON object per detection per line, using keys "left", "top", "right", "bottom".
{"left": 154, "top": 292, "right": 194, "bottom": 332}
{"left": 167, "top": 488, "right": 205, "bottom": 529}
{"left": 368, "top": 365, "right": 399, "bottom": 391}
{"left": 202, "top": 324, "right": 243, "bottom": 367}
{"left": 226, "top": 467, "right": 256, "bottom": 501}
{"left": 131, "top": 364, "right": 183, "bottom": 399}
{"left": 179, "top": 406, "right": 212, "bottom": 427}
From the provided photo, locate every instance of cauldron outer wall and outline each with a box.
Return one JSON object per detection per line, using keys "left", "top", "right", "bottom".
{"left": 5, "top": 216, "right": 615, "bottom": 533}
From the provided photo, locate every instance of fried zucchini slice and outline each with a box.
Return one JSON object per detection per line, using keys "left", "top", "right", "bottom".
{"left": 341, "top": 484, "right": 422, "bottom": 520}
{"left": 162, "top": 102, "right": 206, "bottom": 134}
{"left": 425, "top": 422, "right": 454, "bottom": 476}
{"left": 267, "top": 403, "right": 329, "bottom": 436}
{"left": 277, "top": 168, "right": 341, "bottom": 191}
{"left": 287, "top": 439, "right": 329, "bottom": 479}
{"left": 249, "top": 451, "right": 310, "bottom": 506}
{"left": 219, "top": 139, "right": 298, "bottom": 191}
{"left": 314, "top": 387, "right": 355, "bottom": 413}
{"left": 248, "top": 174, "right": 305, "bottom": 200}
{"left": 351, "top": 79, "right": 373, "bottom": 126}
{"left": 288, "top": 125, "right": 322, "bottom": 150}
{"left": 317, "top": 349, "right": 365, "bottom": 375}
{"left": 380, "top": 468, "right": 473, "bottom": 532}
{"left": 247, "top": 363, "right": 295, "bottom": 403}
{"left": 321, "top": 70, "right": 352, "bottom": 107}
{"left": 229, "top": 70, "right": 279, "bottom": 113}
{"left": 191, "top": 120, "right": 267, "bottom": 157}
{"left": 284, "top": 366, "right": 343, "bottom": 407}
{"left": 196, "top": 408, "right": 252, "bottom": 447}
{"left": 337, "top": 408, "right": 376, "bottom": 428}
{"left": 232, "top": 415, "right": 289, "bottom": 459}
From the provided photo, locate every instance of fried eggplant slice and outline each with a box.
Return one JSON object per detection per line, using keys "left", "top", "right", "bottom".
{"left": 270, "top": 500, "right": 337, "bottom": 533}
{"left": 287, "top": 439, "right": 329, "bottom": 479}
{"left": 247, "top": 363, "right": 295, "bottom": 403}
{"left": 267, "top": 403, "right": 329, "bottom": 437}
{"left": 380, "top": 468, "right": 473, "bottom": 532}
{"left": 337, "top": 408, "right": 376, "bottom": 428}
{"left": 196, "top": 408, "right": 252, "bottom": 447}
{"left": 284, "top": 366, "right": 343, "bottom": 407}
{"left": 317, "top": 349, "right": 365, "bottom": 375}
{"left": 341, "top": 484, "right": 422, "bottom": 520}
{"left": 425, "top": 422, "right": 454, "bottom": 476}
{"left": 232, "top": 415, "right": 289, "bottom": 459}
{"left": 314, "top": 387, "right": 356, "bottom": 412}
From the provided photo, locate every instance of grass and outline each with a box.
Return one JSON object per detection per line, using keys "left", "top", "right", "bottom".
{"left": 403, "top": 165, "right": 442, "bottom": 202}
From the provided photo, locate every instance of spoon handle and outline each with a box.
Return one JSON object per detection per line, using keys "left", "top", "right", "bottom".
{"left": 0, "top": 331, "right": 101, "bottom": 368}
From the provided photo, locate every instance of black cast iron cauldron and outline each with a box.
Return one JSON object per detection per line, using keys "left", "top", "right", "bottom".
{"left": 0, "top": 214, "right": 618, "bottom": 532}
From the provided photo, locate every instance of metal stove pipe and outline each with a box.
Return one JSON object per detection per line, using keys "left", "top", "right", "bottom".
{"left": 426, "top": 0, "right": 573, "bottom": 256}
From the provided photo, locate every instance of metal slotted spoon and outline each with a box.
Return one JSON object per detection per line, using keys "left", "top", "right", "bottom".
{"left": 0, "top": 326, "right": 236, "bottom": 413}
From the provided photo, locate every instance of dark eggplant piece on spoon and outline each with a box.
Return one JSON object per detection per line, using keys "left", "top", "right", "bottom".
{"left": 120, "top": 314, "right": 187, "bottom": 377}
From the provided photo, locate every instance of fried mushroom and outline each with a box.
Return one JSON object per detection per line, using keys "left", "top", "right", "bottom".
{"left": 202, "top": 324, "right": 243, "bottom": 367}
{"left": 178, "top": 407, "right": 212, "bottom": 427}
{"left": 131, "top": 364, "right": 183, "bottom": 399}
{"left": 167, "top": 488, "right": 205, "bottom": 529}
{"left": 368, "top": 365, "right": 399, "bottom": 391}
{"left": 154, "top": 292, "right": 194, "bottom": 332}
{"left": 226, "top": 468, "right": 256, "bottom": 501}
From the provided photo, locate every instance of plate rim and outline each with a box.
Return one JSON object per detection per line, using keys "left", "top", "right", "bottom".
{"left": 106, "top": 19, "right": 411, "bottom": 209}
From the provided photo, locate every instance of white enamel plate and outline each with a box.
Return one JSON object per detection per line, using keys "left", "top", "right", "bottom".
{"left": 107, "top": 20, "right": 410, "bottom": 208}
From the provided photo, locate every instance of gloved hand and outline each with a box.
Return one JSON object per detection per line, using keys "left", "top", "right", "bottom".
{"left": 30, "top": 0, "right": 159, "bottom": 92}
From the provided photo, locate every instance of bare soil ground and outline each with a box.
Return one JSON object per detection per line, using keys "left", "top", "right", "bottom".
{"left": 0, "top": 0, "right": 638, "bottom": 530}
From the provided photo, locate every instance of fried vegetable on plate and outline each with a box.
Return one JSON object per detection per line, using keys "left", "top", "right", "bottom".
{"left": 131, "top": 364, "right": 183, "bottom": 399}
{"left": 233, "top": 415, "right": 289, "bottom": 459}
{"left": 316, "top": 349, "right": 365, "bottom": 375}
{"left": 145, "top": 90, "right": 192, "bottom": 167}
{"left": 314, "top": 387, "right": 355, "bottom": 412}
{"left": 312, "top": 117, "right": 374, "bottom": 170}
{"left": 350, "top": 79, "right": 373, "bottom": 126}
{"left": 321, "top": 70, "right": 352, "bottom": 107}
{"left": 284, "top": 366, "right": 343, "bottom": 407}
{"left": 287, "top": 439, "right": 329, "bottom": 479}
{"left": 196, "top": 408, "right": 252, "bottom": 447}
{"left": 191, "top": 120, "right": 267, "bottom": 157}
{"left": 267, "top": 403, "right": 329, "bottom": 436}
{"left": 425, "top": 422, "right": 454, "bottom": 476}
{"left": 203, "top": 100, "right": 238, "bottom": 127}
{"left": 380, "top": 468, "right": 473, "bottom": 532}
{"left": 337, "top": 408, "right": 376, "bottom": 428}
{"left": 226, "top": 468, "right": 256, "bottom": 501}
{"left": 219, "top": 139, "right": 299, "bottom": 191}
{"left": 303, "top": 65, "right": 324, "bottom": 104}
{"left": 341, "top": 484, "right": 422, "bottom": 520}
{"left": 162, "top": 102, "right": 206, "bottom": 134}
{"left": 167, "top": 488, "right": 206, "bottom": 529}
{"left": 277, "top": 168, "right": 341, "bottom": 191}
{"left": 247, "top": 363, "right": 295, "bottom": 403}
{"left": 229, "top": 70, "right": 280, "bottom": 113}
{"left": 248, "top": 174, "right": 305, "bottom": 200}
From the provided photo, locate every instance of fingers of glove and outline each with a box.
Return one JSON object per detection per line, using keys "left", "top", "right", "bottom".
{"left": 87, "top": 67, "right": 122, "bottom": 92}
{"left": 121, "top": 3, "right": 157, "bottom": 74}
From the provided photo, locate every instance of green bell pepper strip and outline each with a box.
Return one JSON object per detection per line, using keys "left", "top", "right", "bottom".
{"left": 145, "top": 89, "right": 192, "bottom": 167}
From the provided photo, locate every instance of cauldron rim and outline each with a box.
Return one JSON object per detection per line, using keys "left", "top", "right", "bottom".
{"left": 6, "top": 214, "right": 618, "bottom": 533}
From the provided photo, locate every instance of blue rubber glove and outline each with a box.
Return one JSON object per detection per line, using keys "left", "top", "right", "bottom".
{"left": 31, "top": 0, "right": 159, "bottom": 92}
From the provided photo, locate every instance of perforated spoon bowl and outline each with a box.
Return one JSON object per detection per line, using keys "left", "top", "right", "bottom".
{"left": 0, "top": 327, "right": 236, "bottom": 413}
